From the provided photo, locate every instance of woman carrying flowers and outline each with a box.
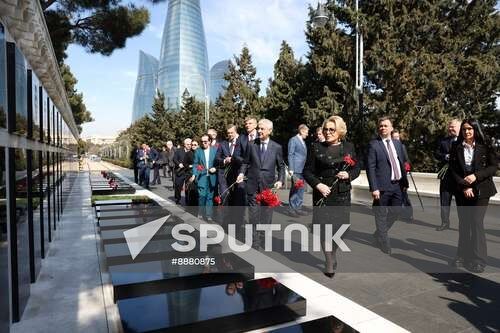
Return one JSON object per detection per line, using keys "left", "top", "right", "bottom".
{"left": 303, "top": 116, "right": 360, "bottom": 278}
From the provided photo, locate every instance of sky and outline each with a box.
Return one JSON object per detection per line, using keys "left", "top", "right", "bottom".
{"left": 68, "top": 0, "right": 313, "bottom": 138}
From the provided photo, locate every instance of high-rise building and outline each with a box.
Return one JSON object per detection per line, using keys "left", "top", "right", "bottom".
{"left": 209, "top": 60, "right": 230, "bottom": 104}
{"left": 131, "top": 51, "right": 159, "bottom": 122}
{"left": 157, "top": 0, "right": 209, "bottom": 110}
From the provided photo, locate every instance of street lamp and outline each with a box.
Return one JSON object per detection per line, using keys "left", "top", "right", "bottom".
{"left": 186, "top": 73, "right": 209, "bottom": 130}
{"left": 312, "top": 1, "right": 363, "bottom": 121}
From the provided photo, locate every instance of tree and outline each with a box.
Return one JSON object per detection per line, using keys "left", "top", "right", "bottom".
{"left": 41, "top": 0, "right": 150, "bottom": 63}
{"left": 210, "top": 46, "right": 263, "bottom": 130}
{"left": 264, "top": 41, "right": 304, "bottom": 146}
{"left": 178, "top": 89, "right": 205, "bottom": 140}
{"left": 300, "top": 2, "right": 356, "bottom": 140}
{"left": 60, "top": 64, "right": 93, "bottom": 133}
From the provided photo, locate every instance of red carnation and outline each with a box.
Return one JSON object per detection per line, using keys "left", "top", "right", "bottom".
{"left": 214, "top": 196, "right": 222, "bottom": 205}
{"left": 196, "top": 164, "right": 205, "bottom": 171}
{"left": 294, "top": 179, "right": 305, "bottom": 189}
{"left": 256, "top": 277, "right": 278, "bottom": 289}
{"left": 256, "top": 188, "right": 281, "bottom": 207}
{"left": 404, "top": 162, "right": 411, "bottom": 172}
{"left": 343, "top": 154, "right": 357, "bottom": 167}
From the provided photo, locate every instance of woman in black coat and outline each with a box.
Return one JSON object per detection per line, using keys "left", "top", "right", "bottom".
{"left": 449, "top": 118, "right": 497, "bottom": 273}
{"left": 303, "top": 116, "right": 360, "bottom": 278}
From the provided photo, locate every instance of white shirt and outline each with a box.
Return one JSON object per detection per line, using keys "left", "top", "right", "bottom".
{"left": 382, "top": 138, "right": 401, "bottom": 181}
{"left": 229, "top": 136, "right": 239, "bottom": 155}
{"left": 463, "top": 141, "right": 475, "bottom": 169}
{"left": 248, "top": 131, "right": 257, "bottom": 141}
{"left": 203, "top": 148, "right": 210, "bottom": 168}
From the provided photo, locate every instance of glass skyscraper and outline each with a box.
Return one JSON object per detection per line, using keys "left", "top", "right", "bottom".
{"left": 209, "top": 60, "right": 230, "bottom": 104}
{"left": 157, "top": 0, "right": 209, "bottom": 110}
{"left": 131, "top": 51, "right": 159, "bottom": 122}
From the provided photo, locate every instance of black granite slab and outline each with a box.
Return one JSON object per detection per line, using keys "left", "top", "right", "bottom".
{"left": 110, "top": 252, "right": 254, "bottom": 302}
{"left": 92, "top": 188, "right": 135, "bottom": 195}
{"left": 93, "top": 199, "right": 133, "bottom": 206}
{"left": 118, "top": 277, "right": 306, "bottom": 333}
{"left": 103, "top": 237, "right": 218, "bottom": 266}
{"left": 268, "top": 316, "right": 358, "bottom": 333}
{"left": 97, "top": 210, "right": 166, "bottom": 223}
{"left": 98, "top": 214, "right": 171, "bottom": 231}
{"left": 97, "top": 207, "right": 166, "bottom": 219}
{"left": 100, "top": 224, "right": 175, "bottom": 245}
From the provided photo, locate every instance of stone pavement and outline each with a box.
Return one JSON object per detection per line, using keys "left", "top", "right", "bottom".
{"left": 91, "top": 160, "right": 500, "bottom": 333}
{"left": 11, "top": 172, "right": 108, "bottom": 333}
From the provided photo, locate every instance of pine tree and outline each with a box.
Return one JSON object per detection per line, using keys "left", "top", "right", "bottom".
{"left": 176, "top": 89, "right": 205, "bottom": 140}
{"left": 211, "top": 46, "right": 263, "bottom": 130}
{"left": 264, "top": 41, "right": 304, "bottom": 146}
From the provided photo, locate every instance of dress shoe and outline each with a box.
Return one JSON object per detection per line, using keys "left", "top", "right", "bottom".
{"left": 451, "top": 257, "right": 465, "bottom": 268}
{"left": 436, "top": 223, "right": 450, "bottom": 231}
{"left": 324, "top": 272, "right": 335, "bottom": 278}
{"left": 466, "top": 262, "right": 485, "bottom": 273}
{"left": 287, "top": 210, "right": 300, "bottom": 218}
{"left": 296, "top": 210, "right": 309, "bottom": 216}
{"left": 324, "top": 262, "right": 337, "bottom": 279}
{"left": 380, "top": 243, "right": 392, "bottom": 255}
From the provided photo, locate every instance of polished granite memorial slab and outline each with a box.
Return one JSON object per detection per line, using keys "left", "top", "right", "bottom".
{"left": 100, "top": 224, "right": 175, "bottom": 245}
{"left": 92, "top": 188, "right": 136, "bottom": 195}
{"left": 97, "top": 210, "right": 166, "bottom": 223}
{"left": 98, "top": 214, "right": 172, "bottom": 231}
{"left": 97, "top": 207, "right": 166, "bottom": 219}
{"left": 103, "top": 237, "right": 219, "bottom": 266}
{"left": 110, "top": 252, "right": 254, "bottom": 302}
{"left": 93, "top": 199, "right": 133, "bottom": 207}
{"left": 268, "top": 315, "right": 358, "bottom": 333}
{"left": 118, "top": 277, "right": 306, "bottom": 333}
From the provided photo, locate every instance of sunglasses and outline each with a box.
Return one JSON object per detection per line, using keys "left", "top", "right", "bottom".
{"left": 323, "top": 127, "right": 336, "bottom": 132}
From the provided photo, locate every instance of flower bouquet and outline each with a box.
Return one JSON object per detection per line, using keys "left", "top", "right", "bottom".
{"left": 256, "top": 186, "right": 281, "bottom": 207}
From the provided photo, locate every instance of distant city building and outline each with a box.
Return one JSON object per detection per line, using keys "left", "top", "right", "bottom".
{"left": 84, "top": 136, "right": 117, "bottom": 145}
{"left": 157, "top": 0, "right": 209, "bottom": 110}
{"left": 209, "top": 60, "right": 230, "bottom": 104}
{"left": 131, "top": 51, "right": 159, "bottom": 122}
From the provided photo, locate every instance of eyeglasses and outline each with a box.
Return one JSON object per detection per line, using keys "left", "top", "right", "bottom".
{"left": 323, "top": 127, "right": 336, "bottom": 132}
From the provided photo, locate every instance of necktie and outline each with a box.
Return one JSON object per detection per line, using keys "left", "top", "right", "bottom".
{"left": 386, "top": 139, "right": 401, "bottom": 180}
{"left": 230, "top": 141, "right": 235, "bottom": 156}
{"left": 260, "top": 142, "right": 266, "bottom": 161}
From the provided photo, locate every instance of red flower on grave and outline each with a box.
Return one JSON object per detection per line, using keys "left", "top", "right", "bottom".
{"left": 256, "top": 277, "right": 278, "bottom": 289}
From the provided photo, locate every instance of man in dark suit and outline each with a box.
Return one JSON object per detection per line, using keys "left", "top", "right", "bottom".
{"left": 434, "top": 119, "right": 461, "bottom": 231}
{"left": 215, "top": 125, "right": 245, "bottom": 228}
{"left": 237, "top": 119, "right": 286, "bottom": 247}
{"left": 130, "top": 143, "right": 141, "bottom": 184}
{"left": 367, "top": 117, "right": 409, "bottom": 254}
{"left": 172, "top": 138, "right": 192, "bottom": 204}
{"left": 239, "top": 117, "right": 259, "bottom": 158}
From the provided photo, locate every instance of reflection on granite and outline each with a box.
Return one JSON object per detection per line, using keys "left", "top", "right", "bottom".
{"left": 269, "top": 316, "right": 358, "bottom": 333}
{"left": 100, "top": 224, "right": 175, "bottom": 245}
{"left": 97, "top": 207, "right": 166, "bottom": 219}
{"left": 118, "top": 277, "right": 306, "bottom": 333}
{"left": 110, "top": 253, "right": 254, "bottom": 301}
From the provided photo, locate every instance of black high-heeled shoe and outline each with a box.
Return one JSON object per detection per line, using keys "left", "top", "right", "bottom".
{"left": 324, "top": 262, "right": 337, "bottom": 279}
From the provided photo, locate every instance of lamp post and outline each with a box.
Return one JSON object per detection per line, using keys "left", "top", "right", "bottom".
{"left": 187, "top": 73, "right": 209, "bottom": 130}
{"left": 313, "top": 0, "right": 363, "bottom": 121}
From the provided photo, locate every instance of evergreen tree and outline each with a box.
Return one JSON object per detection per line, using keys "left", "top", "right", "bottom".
{"left": 211, "top": 46, "right": 263, "bottom": 130}
{"left": 264, "top": 41, "right": 304, "bottom": 146}
{"left": 178, "top": 89, "right": 206, "bottom": 140}
{"left": 60, "top": 64, "right": 93, "bottom": 133}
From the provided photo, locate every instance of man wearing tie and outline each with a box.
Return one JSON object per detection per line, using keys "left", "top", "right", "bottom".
{"left": 191, "top": 134, "right": 218, "bottom": 222}
{"left": 287, "top": 124, "right": 309, "bottom": 217}
{"left": 239, "top": 117, "right": 259, "bottom": 158}
{"left": 237, "top": 119, "right": 286, "bottom": 247}
{"left": 367, "top": 117, "right": 409, "bottom": 254}
{"left": 215, "top": 125, "right": 245, "bottom": 229}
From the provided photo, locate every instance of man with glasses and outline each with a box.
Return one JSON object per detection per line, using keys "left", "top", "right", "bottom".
{"left": 191, "top": 135, "right": 218, "bottom": 222}
{"left": 173, "top": 138, "right": 192, "bottom": 205}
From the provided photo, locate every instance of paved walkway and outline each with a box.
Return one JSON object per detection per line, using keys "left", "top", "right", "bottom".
{"left": 92, "top": 160, "right": 500, "bottom": 333}
{"left": 11, "top": 172, "right": 108, "bottom": 333}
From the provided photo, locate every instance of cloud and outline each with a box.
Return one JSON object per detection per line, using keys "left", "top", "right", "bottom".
{"left": 147, "top": 23, "right": 163, "bottom": 39}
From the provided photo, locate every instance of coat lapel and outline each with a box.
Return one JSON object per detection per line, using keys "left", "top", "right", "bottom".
{"left": 378, "top": 138, "right": 390, "bottom": 163}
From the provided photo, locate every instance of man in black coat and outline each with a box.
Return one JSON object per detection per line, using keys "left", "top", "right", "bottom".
{"left": 130, "top": 143, "right": 141, "bottom": 184}
{"left": 172, "top": 138, "right": 192, "bottom": 204}
{"left": 237, "top": 119, "right": 285, "bottom": 247}
{"left": 434, "top": 119, "right": 461, "bottom": 231}
{"left": 366, "top": 117, "right": 409, "bottom": 255}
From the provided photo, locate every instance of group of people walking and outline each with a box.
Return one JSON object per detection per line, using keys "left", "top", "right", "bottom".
{"left": 130, "top": 115, "right": 497, "bottom": 276}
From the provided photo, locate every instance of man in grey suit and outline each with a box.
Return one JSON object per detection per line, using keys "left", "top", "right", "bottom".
{"left": 287, "top": 124, "right": 309, "bottom": 217}
{"left": 367, "top": 117, "right": 409, "bottom": 255}
{"left": 237, "top": 119, "right": 286, "bottom": 247}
